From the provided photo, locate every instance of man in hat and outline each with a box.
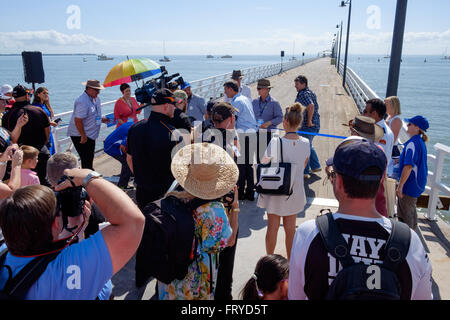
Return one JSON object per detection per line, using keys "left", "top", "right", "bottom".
{"left": 363, "top": 98, "right": 394, "bottom": 162}
{"left": 341, "top": 116, "right": 388, "bottom": 217}
{"left": 289, "top": 138, "right": 432, "bottom": 300}
{"left": 1, "top": 84, "right": 51, "bottom": 186}
{"left": 396, "top": 116, "right": 430, "bottom": 230}
{"left": 126, "top": 88, "right": 180, "bottom": 212}
{"left": 170, "top": 90, "right": 192, "bottom": 132}
{"left": 252, "top": 79, "right": 283, "bottom": 158}
{"left": 294, "top": 75, "right": 321, "bottom": 178}
{"left": 181, "top": 82, "right": 206, "bottom": 122}
{"left": 67, "top": 80, "right": 110, "bottom": 170}
{"left": 224, "top": 70, "right": 252, "bottom": 103}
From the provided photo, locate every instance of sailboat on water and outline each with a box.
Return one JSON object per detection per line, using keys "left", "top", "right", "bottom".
{"left": 159, "top": 41, "right": 171, "bottom": 62}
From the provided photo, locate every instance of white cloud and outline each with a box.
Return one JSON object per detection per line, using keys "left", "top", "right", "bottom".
{"left": 0, "top": 29, "right": 449, "bottom": 55}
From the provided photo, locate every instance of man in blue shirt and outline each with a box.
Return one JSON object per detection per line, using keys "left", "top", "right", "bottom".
{"left": 396, "top": 116, "right": 429, "bottom": 230}
{"left": 182, "top": 82, "right": 207, "bottom": 122}
{"left": 0, "top": 168, "right": 144, "bottom": 299}
{"left": 224, "top": 80, "right": 258, "bottom": 200}
{"left": 295, "top": 75, "right": 321, "bottom": 178}
{"left": 104, "top": 121, "right": 134, "bottom": 189}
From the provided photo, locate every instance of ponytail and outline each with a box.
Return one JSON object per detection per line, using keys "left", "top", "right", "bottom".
{"left": 240, "top": 274, "right": 263, "bottom": 300}
{"left": 420, "top": 130, "right": 428, "bottom": 143}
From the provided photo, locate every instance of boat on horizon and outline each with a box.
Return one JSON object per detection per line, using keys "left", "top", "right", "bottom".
{"left": 159, "top": 41, "right": 171, "bottom": 62}
{"left": 98, "top": 54, "right": 113, "bottom": 61}
{"left": 221, "top": 55, "right": 232, "bottom": 59}
{"left": 206, "top": 55, "right": 214, "bottom": 58}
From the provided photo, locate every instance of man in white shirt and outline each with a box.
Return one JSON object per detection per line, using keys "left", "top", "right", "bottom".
{"left": 363, "top": 98, "right": 394, "bottom": 161}
{"left": 224, "top": 70, "right": 252, "bottom": 103}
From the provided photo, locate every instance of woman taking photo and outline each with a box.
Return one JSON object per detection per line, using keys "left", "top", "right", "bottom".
{"left": 396, "top": 115, "right": 429, "bottom": 231}
{"left": 32, "top": 87, "right": 58, "bottom": 155}
{"left": 257, "top": 103, "right": 310, "bottom": 260}
{"left": 158, "top": 142, "right": 239, "bottom": 300}
{"left": 113, "top": 83, "right": 141, "bottom": 128}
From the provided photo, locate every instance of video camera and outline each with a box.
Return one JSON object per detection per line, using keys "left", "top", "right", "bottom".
{"left": 135, "top": 66, "right": 185, "bottom": 105}
{"left": 55, "top": 176, "right": 90, "bottom": 231}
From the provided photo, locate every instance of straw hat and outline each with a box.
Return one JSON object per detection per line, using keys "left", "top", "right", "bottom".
{"left": 171, "top": 143, "right": 239, "bottom": 200}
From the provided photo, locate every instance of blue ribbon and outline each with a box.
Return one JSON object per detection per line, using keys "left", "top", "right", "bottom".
{"left": 278, "top": 128, "right": 346, "bottom": 140}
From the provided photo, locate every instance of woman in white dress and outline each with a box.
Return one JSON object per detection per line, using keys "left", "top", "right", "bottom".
{"left": 385, "top": 96, "right": 403, "bottom": 177}
{"left": 257, "top": 103, "right": 310, "bottom": 259}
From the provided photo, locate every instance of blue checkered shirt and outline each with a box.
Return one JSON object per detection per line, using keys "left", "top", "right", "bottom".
{"left": 295, "top": 87, "right": 320, "bottom": 130}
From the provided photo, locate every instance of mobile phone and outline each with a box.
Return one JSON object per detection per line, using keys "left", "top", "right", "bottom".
{"left": 54, "top": 118, "right": 62, "bottom": 124}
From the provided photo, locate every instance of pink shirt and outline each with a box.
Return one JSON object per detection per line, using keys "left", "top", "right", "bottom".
{"left": 20, "top": 168, "right": 40, "bottom": 187}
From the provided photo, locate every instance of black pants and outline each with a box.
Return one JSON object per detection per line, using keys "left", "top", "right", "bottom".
{"left": 112, "top": 154, "right": 133, "bottom": 188}
{"left": 215, "top": 230, "right": 238, "bottom": 300}
{"left": 237, "top": 135, "right": 255, "bottom": 195}
{"left": 71, "top": 136, "right": 96, "bottom": 170}
{"left": 35, "top": 145, "right": 51, "bottom": 187}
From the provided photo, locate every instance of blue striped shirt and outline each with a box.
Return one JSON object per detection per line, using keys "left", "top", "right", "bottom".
{"left": 295, "top": 87, "right": 320, "bottom": 130}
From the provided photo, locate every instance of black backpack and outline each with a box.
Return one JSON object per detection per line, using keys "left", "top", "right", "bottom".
{"left": 135, "top": 196, "right": 211, "bottom": 285}
{"left": 316, "top": 212, "right": 411, "bottom": 300}
{"left": 0, "top": 249, "right": 61, "bottom": 300}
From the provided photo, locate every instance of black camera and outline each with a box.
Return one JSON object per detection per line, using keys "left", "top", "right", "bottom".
{"left": 55, "top": 176, "right": 90, "bottom": 229}
{"left": 220, "top": 190, "right": 235, "bottom": 208}
{"left": 135, "top": 66, "right": 185, "bottom": 105}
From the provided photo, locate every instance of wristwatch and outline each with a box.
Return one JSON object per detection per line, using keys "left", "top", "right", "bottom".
{"left": 82, "top": 171, "right": 103, "bottom": 188}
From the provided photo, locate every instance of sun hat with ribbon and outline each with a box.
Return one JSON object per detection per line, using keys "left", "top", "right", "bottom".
{"left": 171, "top": 143, "right": 239, "bottom": 200}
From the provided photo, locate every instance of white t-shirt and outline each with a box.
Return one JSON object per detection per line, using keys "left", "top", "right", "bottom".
{"left": 377, "top": 120, "right": 394, "bottom": 161}
{"left": 288, "top": 213, "right": 433, "bottom": 300}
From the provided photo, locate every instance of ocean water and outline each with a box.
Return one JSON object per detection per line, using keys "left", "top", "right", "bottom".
{"left": 1, "top": 54, "right": 449, "bottom": 222}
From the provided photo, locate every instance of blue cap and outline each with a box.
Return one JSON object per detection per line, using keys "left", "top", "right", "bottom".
{"left": 333, "top": 139, "right": 386, "bottom": 181}
{"left": 181, "top": 82, "right": 191, "bottom": 90}
{"left": 405, "top": 116, "right": 429, "bottom": 132}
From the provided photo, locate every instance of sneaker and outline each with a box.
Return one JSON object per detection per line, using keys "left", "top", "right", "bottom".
{"left": 311, "top": 168, "right": 322, "bottom": 173}
{"left": 304, "top": 174, "right": 311, "bottom": 179}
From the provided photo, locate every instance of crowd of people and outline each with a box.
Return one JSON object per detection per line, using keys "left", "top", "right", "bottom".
{"left": 0, "top": 67, "right": 433, "bottom": 301}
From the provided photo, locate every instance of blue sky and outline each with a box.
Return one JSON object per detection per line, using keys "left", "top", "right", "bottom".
{"left": 1, "top": 0, "right": 449, "bottom": 55}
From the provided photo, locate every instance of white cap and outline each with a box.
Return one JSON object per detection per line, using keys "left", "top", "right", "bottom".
{"left": 0, "top": 84, "right": 13, "bottom": 95}
{"left": 0, "top": 94, "right": 11, "bottom": 100}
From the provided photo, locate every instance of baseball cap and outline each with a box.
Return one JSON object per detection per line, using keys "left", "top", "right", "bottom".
{"left": 405, "top": 115, "right": 429, "bottom": 132}
{"left": 12, "top": 85, "right": 32, "bottom": 98}
{"left": 332, "top": 138, "right": 386, "bottom": 181}
{"left": 150, "top": 88, "right": 178, "bottom": 105}
{"left": 0, "top": 93, "right": 11, "bottom": 101}
{"left": 0, "top": 84, "right": 13, "bottom": 95}
{"left": 173, "top": 90, "right": 188, "bottom": 102}
{"left": 211, "top": 102, "right": 239, "bottom": 122}
{"left": 181, "top": 82, "right": 191, "bottom": 90}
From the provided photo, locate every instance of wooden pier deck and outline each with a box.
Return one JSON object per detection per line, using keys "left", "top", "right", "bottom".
{"left": 94, "top": 57, "right": 450, "bottom": 300}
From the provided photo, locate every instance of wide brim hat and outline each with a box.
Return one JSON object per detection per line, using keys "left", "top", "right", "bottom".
{"left": 257, "top": 78, "right": 273, "bottom": 89}
{"left": 82, "top": 79, "right": 105, "bottom": 90}
{"left": 171, "top": 143, "right": 239, "bottom": 200}
{"left": 343, "top": 115, "right": 384, "bottom": 143}
{"left": 231, "top": 70, "right": 243, "bottom": 80}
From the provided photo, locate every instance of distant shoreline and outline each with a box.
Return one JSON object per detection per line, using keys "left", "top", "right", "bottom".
{"left": 0, "top": 53, "right": 97, "bottom": 56}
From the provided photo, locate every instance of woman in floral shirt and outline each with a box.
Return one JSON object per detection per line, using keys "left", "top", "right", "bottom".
{"left": 158, "top": 143, "right": 239, "bottom": 300}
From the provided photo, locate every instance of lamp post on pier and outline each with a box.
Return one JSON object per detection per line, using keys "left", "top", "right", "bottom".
{"left": 386, "top": 0, "right": 408, "bottom": 97}
{"left": 337, "top": 21, "right": 343, "bottom": 73}
{"left": 340, "top": 0, "right": 352, "bottom": 89}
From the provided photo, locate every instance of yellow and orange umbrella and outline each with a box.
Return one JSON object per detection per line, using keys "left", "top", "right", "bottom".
{"left": 103, "top": 58, "right": 162, "bottom": 88}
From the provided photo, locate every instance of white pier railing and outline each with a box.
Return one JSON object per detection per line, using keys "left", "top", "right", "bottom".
{"left": 53, "top": 57, "right": 320, "bottom": 155}
{"left": 339, "top": 62, "right": 450, "bottom": 221}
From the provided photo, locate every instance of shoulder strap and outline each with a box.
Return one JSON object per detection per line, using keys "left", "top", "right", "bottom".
{"left": 2, "top": 251, "right": 61, "bottom": 299}
{"left": 316, "top": 212, "right": 355, "bottom": 268}
{"left": 278, "top": 137, "right": 284, "bottom": 163}
{"left": 382, "top": 220, "right": 411, "bottom": 272}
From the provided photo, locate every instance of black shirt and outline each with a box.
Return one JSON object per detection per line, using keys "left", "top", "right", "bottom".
{"left": 127, "top": 111, "right": 179, "bottom": 198}
{"left": 2, "top": 101, "right": 50, "bottom": 150}
{"left": 169, "top": 108, "right": 192, "bottom": 133}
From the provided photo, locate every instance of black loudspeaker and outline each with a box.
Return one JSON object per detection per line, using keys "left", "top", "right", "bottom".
{"left": 302, "top": 52, "right": 305, "bottom": 56}
{"left": 21, "top": 51, "right": 45, "bottom": 84}
{"left": 281, "top": 51, "right": 285, "bottom": 57}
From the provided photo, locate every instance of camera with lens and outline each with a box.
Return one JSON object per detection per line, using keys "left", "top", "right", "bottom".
{"left": 135, "top": 66, "right": 185, "bottom": 105}
{"left": 55, "top": 176, "right": 90, "bottom": 229}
